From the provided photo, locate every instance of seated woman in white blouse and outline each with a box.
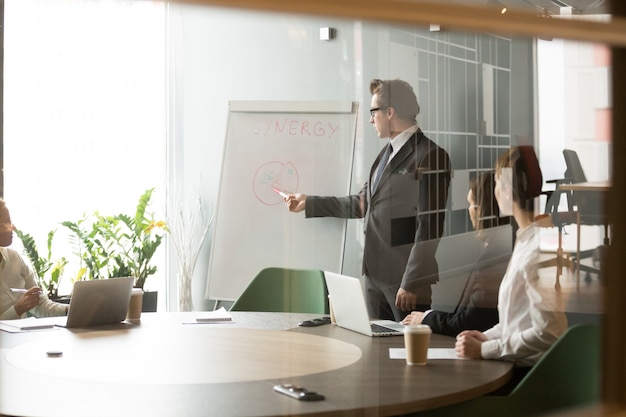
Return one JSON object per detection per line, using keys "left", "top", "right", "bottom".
{"left": 454, "top": 146, "right": 568, "bottom": 391}
{"left": 0, "top": 198, "right": 68, "bottom": 320}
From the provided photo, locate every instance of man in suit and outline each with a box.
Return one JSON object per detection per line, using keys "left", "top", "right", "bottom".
{"left": 285, "top": 78, "right": 451, "bottom": 321}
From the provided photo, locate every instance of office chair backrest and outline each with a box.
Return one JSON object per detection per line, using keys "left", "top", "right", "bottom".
{"left": 414, "top": 324, "right": 601, "bottom": 417}
{"left": 563, "top": 149, "right": 587, "bottom": 183}
{"left": 540, "top": 149, "right": 585, "bottom": 215}
{"left": 562, "top": 149, "right": 606, "bottom": 221}
{"left": 230, "top": 267, "right": 329, "bottom": 314}
{"left": 507, "top": 323, "right": 600, "bottom": 413}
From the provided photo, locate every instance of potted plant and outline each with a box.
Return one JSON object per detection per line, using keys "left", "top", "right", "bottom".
{"left": 62, "top": 188, "right": 167, "bottom": 311}
{"left": 104, "top": 188, "right": 168, "bottom": 287}
{"left": 109, "top": 188, "right": 167, "bottom": 311}
{"left": 14, "top": 229, "right": 69, "bottom": 301}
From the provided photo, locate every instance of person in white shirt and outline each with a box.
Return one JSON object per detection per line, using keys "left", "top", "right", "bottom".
{"left": 454, "top": 146, "right": 568, "bottom": 389}
{"left": 0, "top": 198, "right": 68, "bottom": 320}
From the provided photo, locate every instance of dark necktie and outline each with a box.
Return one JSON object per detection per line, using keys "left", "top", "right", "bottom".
{"left": 372, "top": 143, "right": 392, "bottom": 193}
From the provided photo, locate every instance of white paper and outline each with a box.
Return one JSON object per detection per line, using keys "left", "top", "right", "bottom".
{"left": 0, "top": 317, "right": 61, "bottom": 332}
{"left": 181, "top": 307, "right": 234, "bottom": 324}
{"left": 389, "top": 348, "right": 461, "bottom": 360}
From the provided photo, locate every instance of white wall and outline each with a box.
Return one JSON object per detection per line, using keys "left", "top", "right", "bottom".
{"left": 167, "top": 6, "right": 378, "bottom": 309}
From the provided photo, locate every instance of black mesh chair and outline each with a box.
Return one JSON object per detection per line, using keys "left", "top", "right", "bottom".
{"left": 536, "top": 155, "right": 577, "bottom": 289}
{"left": 563, "top": 149, "right": 587, "bottom": 184}
{"left": 563, "top": 149, "right": 611, "bottom": 287}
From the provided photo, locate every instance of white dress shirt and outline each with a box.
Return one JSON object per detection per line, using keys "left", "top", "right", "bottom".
{"left": 389, "top": 124, "right": 418, "bottom": 161}
{"left": 375, "top": 124, "right": 419, "bottom": 170}
{"left": 481, "top": 223, "right": 568, "bottom": 366}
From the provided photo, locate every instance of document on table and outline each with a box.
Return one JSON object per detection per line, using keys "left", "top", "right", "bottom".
{"left": 181, "top": 307, "right": 234, "bottom": 324}
{"left": 389, "top": 348, "right": 460, "bottom": 360}
{"left": 0, "top": 317, "right": 62, "bottom": 333}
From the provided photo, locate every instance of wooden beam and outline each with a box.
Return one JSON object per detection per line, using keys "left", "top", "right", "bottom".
{"left": 174, "top": 0, "right": 626, "bottom": 46}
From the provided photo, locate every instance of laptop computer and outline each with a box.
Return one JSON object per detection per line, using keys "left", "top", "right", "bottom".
{"left": 46, "top": 277, "right": 134, "bottom": 328}
{"left": 324, "top": 271, "right": 404, "bottom": 337}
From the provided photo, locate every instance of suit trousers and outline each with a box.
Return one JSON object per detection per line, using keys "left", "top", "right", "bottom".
{"left": 365, "top": 276, "right": 432, "bottom": 321}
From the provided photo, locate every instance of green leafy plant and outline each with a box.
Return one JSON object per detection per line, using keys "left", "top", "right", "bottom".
{"left": 14, "top": 229, "right": 68, "bottom": 299}
{"left": 104, "top": 188, "right": 168, "bottom": 289}
{"left": 62, "top": 188, "right": 167, "bottom": 289}
{"left": 62, "top": 213, "right": 113, "bottom": 281}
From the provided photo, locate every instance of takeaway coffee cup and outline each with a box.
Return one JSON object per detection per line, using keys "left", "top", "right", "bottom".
{"left": 126, "top": 288, "right": 144, "bottom": 323}
{"left": 404, "top": 324, "right": 431, "bottom": 365}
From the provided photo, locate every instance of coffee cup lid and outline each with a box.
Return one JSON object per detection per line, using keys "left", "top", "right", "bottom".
{"left": 403, "top": 324, "right": 431, "bottom": 334}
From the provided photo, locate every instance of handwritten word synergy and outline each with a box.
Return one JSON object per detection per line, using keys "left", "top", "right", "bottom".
{"left": 254, "top": 118, "right": 341, "bottom": 139}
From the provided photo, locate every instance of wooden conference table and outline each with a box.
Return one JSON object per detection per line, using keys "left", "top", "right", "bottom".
{"left": 0, "top": 312, "right": 512, "bottom": 417}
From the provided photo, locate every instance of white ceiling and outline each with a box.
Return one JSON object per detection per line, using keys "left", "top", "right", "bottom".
{"left": 474, "top": 0, "right": 608, "bottom": 15}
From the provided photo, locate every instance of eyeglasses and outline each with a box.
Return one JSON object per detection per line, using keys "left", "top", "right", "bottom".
{"left": 369, "top": 107, "right": 386, "bottom": 118}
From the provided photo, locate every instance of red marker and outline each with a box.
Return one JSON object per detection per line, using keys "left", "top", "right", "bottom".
{"left": 272, "top": 187, "right": 289, "bottom": 198}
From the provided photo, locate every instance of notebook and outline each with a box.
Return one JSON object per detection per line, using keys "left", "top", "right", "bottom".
{"left": 193, "top": 307, "right": 233, "bottom": 323}
{"left": 324, "top": 271, "right": 404, "bottom": 337}
{"left": 0, "top": 317, "right": 58, "bottom": 332}
{"left": 51, "top": 277, "right": 134, "bottom": 328}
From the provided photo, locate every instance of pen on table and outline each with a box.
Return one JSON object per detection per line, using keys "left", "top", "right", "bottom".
{"left": 10, "top": 288, "right": 42, "bottom": 294}
{"left": 272, "top": 187, "right": 289, "bottom": 199}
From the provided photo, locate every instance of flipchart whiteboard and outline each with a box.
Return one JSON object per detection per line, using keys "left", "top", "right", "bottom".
{"left": 206, "top": 101, "right": 359, "bottom": 301}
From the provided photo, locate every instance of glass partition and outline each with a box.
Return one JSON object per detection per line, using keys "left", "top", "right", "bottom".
{"left": 3, "top": 0, "right": 609, "bottom": 326}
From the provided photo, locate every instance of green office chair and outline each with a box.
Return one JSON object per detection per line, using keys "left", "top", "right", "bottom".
{"left": 412, "top": 324, "right": 600, "bottom": 417}
{"left": 229, "top": 267, "right": 329, "bottom": 314}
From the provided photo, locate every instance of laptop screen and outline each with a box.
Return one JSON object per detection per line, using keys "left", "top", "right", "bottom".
{"left": 65, "top": 277, "right": 134, "bottom": 328}
{"left": 324, "top": 271, "right": 403, "bottom": 336}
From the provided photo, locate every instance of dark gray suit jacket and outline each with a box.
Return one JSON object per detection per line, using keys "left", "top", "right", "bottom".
{"left": 305, "top": 129, "right": 451, "bottom": 294}
{"left": 422, "top": 243, "right": 509, "bottom": 337}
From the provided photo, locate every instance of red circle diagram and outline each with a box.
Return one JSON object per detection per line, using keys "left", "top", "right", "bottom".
{"left": 253, "top": 161, "right": 300, "bottom": 206}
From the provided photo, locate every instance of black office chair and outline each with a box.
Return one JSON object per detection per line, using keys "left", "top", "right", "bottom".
{"left": 563, "top": 149, "right": 610, "bottom": 285}
{"left": 536, "top": 155, "right": 577, "bottom": 289}
{"left": 563, "top": 148, "right": 587, "bottom": 184}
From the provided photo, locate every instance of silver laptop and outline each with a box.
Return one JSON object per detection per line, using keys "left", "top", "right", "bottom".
{"left": 53, "top": 277, "right": 134, "bottom": 328}
{"left": 324, "top": 271, "right": 404, "bottom": 337}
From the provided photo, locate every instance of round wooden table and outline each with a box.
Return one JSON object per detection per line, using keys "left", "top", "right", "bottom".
{"left": 0, "top": 312, "right": 512, "bottom": 416}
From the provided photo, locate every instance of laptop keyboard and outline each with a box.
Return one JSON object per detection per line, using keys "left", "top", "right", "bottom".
{"left": 370, "top": 322, "right": 400, "bottom": 336}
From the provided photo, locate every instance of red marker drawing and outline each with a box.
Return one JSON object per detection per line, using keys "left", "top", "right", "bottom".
{"left": 272, "top": 187, "right": 289, "bottom": 198}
